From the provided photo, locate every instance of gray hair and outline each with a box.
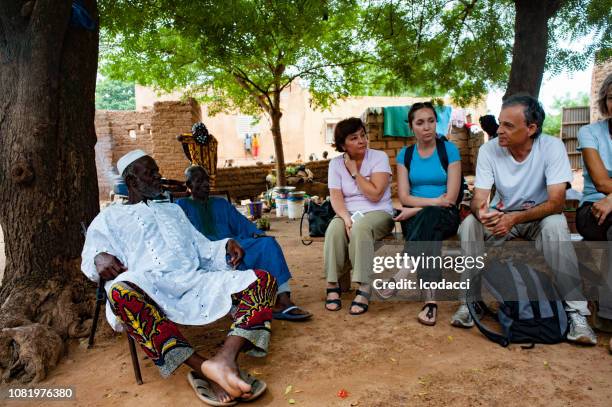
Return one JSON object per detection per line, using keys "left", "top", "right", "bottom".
{"left": 501, "top": 94, "right": 545, "bottom": 138}
{"left": 597, "top": 73, "right": 612, "bottom": 117}
{"left": 184, "top": 165, "right": 208, "bottom": 181}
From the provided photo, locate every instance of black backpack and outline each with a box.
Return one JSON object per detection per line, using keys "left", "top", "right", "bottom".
{"left": 300, "top": 199, "right": 336, "bottom": 245}
{"left": 467, "top": 259, "right": 568, "bottom": 347}
{"left": 403, "top": 137, "right": 467, "bottom": 206}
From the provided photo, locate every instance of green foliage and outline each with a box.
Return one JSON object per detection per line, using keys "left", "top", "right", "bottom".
{"left": 100, "top": 0, "right": 371, "bottom": 114}
{"left": 99, "top": 0, "right": 610, "bottom": 109}
{"left": 364, "top": 0, "right": 514, "bottom": 105}
{"left": 369, "top": 0, "right": 610, "bottom": 104}
{"left": 547, "top": 0, "right": 612, "bottom": 73}
{"left": 543, "top": 92, "right": 590, "bottom": 136}
{"left": 95, "top": 78, "right": 135, "bottom": 110}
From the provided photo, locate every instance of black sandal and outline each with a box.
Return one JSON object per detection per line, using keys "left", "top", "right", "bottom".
{"left": 418, "top": 303, "right": 437, "bottom": 326}
{"left": 325, "top": 287, "right": 342, "bottom": 311}
{"left": 349, "top": 289, "right": 371, "bottom": 315}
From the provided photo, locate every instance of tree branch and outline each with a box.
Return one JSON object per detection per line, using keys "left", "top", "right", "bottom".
{"left": 232, "top": 72, "right": 272, "bottom": 114}
{"left": 232, "top": 66, "right": 274, "bottom": 104}
{"left": 444, "top": 0, "right": 479, "bottom": 67}
{"left": 280, "top": 59, "right": 370, "bottom": 90}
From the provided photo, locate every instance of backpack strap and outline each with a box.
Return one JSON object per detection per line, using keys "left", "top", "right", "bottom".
{"left": 467, "top": 301, "right": 510, "bottom": 347}
{"left": 403, "top": 143, "right": 417, "bottom": 172}
{"left": 435, "top": 137, "right": 450, "bottom": 171}
{"left": 436, "top": 136, "right": 467, "bottom": 206}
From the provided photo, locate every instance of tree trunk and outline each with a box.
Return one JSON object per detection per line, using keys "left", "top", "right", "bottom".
{"left": 270, "top": 90, "right": 286, "bottom": 187}
{"left": 0, "top": 0, "right": 100, "bottom": 383}
{"left": 503, "top": 0, "right": 563, "bottom": 100}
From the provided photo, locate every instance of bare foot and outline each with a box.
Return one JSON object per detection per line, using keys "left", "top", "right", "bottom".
{"left": 201, "top": 356, "right": 252, "bottom": 399}
{"left": 193, "top": 371, "right": 233, "bottom": 403}
{"left": 274, "top": 293, "right": 312, "bottom": 317}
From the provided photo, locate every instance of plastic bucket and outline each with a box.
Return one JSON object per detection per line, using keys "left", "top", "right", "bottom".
{"left": 287, "top": 198, "right": 304, "bottom": 219}
{"left": 288, "top": 191, "right": 305, "bottom": 200}
{"left": 276, "top": 198, "right": 288, "bottom": 217}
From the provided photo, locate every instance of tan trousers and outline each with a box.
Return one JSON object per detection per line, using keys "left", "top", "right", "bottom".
{"left": 324, "top": 210, "right": 394, "bottom": 284}
{"left": 459, "top": 213, "right": 590, "bottom": 315}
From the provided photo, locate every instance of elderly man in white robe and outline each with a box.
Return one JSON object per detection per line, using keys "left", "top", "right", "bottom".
{"left": 81, "top": 149, "right": 276, "bottom": 405}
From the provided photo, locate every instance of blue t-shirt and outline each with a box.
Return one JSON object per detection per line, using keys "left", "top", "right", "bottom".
{"left": 577, "top": 120, "right": 612, "bottom": 204}
{"left": 396, "top": 141, "right": 461, "bottom": 198}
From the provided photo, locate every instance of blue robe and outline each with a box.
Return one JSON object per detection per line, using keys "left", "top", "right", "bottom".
{"left": 176, "top": 197, "right": 291, "bottom": 286}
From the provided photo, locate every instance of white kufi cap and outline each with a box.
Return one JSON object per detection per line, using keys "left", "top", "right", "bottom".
{"left": 117, "top": 149, "right": 148, "bottom": 177}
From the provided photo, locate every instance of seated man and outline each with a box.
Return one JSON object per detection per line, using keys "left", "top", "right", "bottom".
{"left": 451, "top": 95, "right": 597, "bottom": 345}
{"left": 176, "top": 165, "right": 312, "bottom": 321}
{"left": 81, "top": 150, "right": 276, "bottom": 404}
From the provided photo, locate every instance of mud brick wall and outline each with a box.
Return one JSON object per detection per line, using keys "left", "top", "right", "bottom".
{"left": 215, "top": 160, "right": 330, "bottom": 201}
{"left": 468, "top": 130, "right": 485, "bottom": 173}
{"left": 94, "top": 110, "right": 154, "bottom": 199}
{"left": 150, "top": 99, "right": 200, "bottom": 181}
{"left": 94, "top": 99, "right": 199, "bottom": 200}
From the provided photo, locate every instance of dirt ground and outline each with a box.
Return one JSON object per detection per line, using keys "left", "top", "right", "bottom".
{"left": 2, "top": 208, "right": 612, "bottom": 407}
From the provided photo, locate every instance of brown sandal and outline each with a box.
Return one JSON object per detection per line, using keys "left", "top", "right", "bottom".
{"left": 418, "top": 303, "right": 437, "bottom": 326}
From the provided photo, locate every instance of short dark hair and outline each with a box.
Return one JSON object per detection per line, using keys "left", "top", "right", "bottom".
{"left": 407, "top": 102, "right": 438, "bottom": 128}
{"left": 333, "top": 118, "right": 366, "bottom": 152}
{"left": 479, "top": 114, "right": 499, "bottom": 138}
{"left": 501, "top": 94, "right": 545, "bottom": 138}
{"left": 597, "top": 73, "right": 612, "bottom": 117}
{"left": 184, "top": 165, "right": 208, "bottom": 182}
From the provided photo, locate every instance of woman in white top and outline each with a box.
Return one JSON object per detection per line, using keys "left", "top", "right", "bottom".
{"left": 324, "top": 118, "right": 395, "bottom": 315}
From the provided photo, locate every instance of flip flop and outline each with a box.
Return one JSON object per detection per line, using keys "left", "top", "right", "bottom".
{"left": 418, "top": 303, "right": 437, "bottom": 326}
{"left": 187, "top": 371, "right": 237, "bottom": 406}
{"left": 237, "top": 370, "right": 267, "bottom": 402}
{"left": 273, "top": 305, "right": 313, "bottom": 321}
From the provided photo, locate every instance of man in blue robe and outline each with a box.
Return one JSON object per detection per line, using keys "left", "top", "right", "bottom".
{"left": 177, "top": 166, "right": 312, "bottom": 321}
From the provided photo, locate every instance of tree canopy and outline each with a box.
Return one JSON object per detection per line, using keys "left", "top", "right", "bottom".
{"left": 99, "top": 0, "right": 611, "bottom": 183}
{"left": 95, "top": 78, "right": 135, "bottom": 110}
{"left": 366, "top": 0, "right": 610, "bottom": 104}
{"left": 100, "top": 0, "right": 374, "bottom": 185}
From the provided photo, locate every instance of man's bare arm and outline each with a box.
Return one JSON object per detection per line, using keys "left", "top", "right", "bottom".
{"left": 510, "top": 183, "right": 566, "bottom": 225}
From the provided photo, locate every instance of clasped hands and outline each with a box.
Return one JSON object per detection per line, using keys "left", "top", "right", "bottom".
{"left": 478, "top": 201, "right": 516, "bottom": 237}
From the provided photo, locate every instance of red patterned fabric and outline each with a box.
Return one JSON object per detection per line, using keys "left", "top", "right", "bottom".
{"left": 109, "top": 282, "right": 191, "bottom": 366}
{"left": 231, "top": 269, "right": 276, "bottom": 331}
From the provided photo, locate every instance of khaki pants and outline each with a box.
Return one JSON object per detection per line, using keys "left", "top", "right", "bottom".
{"left": 324, "top": 210, "right": 394, "bottom": 284}
{"left": 459, "top": 213, "right": 590, "bottom": 315}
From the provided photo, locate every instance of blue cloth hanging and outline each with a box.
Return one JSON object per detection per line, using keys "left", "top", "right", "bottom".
{"left": 70, "top": 1, "right": 96, "bottom": 31}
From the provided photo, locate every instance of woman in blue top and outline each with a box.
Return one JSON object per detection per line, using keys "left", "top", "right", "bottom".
{"left": 378, "top": 102, "right": 462, "bottom": 326}
{"left": 576, "top": 73, "right": 612, "bottom": 353}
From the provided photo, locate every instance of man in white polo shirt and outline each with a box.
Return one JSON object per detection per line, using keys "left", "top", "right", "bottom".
{"left": 451, "top": 95, "right": 597, "bottom": 345}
